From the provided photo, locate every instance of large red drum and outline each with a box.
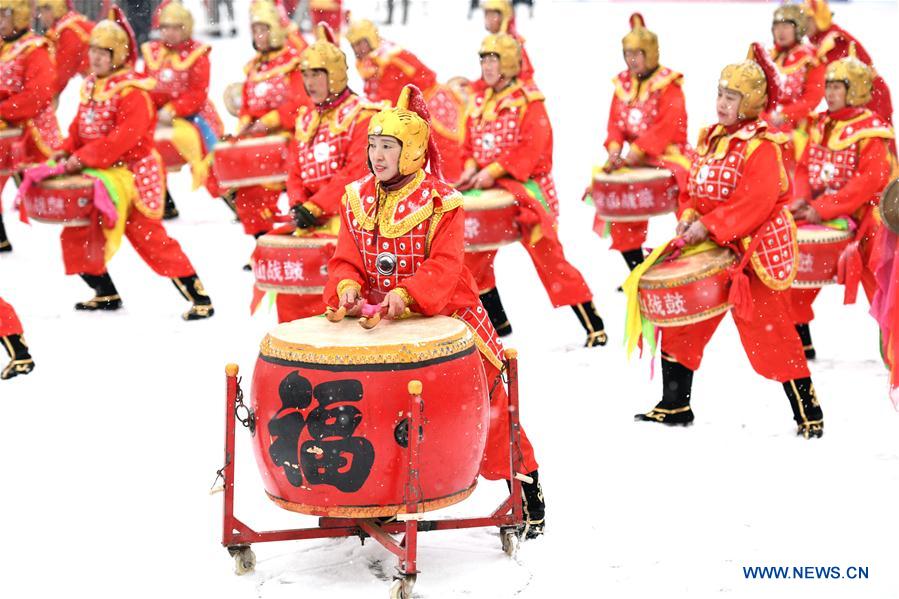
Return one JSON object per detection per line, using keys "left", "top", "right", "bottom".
{"left": 251, "top": 316, "right": 489, "bottom": 517}
{"left": 22, "top": 174, "right": 94, "bottom": 226}
{"left": 154, "top": 127, "right": 187, "bottom": 172}
{"left": 792, "top": 224, "right": 853, "bottom": 288}
{"left": 253, "top": 230, "right": 336, "bottom": 294}
{"left": 0, "top": 127, "right": 24, "bottom": 176}
{"left": 592, "top": 167, "right": 678, "bottom": 222}
{"left": 461, "top": 188, "right": 521, "bottom": 252}
{"left": 212, "top": 134, "right": 289, "bottom": 188}
{"left": 638, "top": 246, "right": 736, "bottom": 326}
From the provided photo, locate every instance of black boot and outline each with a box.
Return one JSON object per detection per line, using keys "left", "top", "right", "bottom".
{"left": 635, "top": 357, "right": 695, "bottom": 425}
{"left": 480, "top": 287, "right": 513, "bottom": 337}
{"left": 1, "top": 334, "right": 34, "bottom": 380}
{"left": 75, "top": 273, "right": 122, "bottom": 311}
{"left": 621, "top": 248, "right": 645, "bottom": 271}
{"left": 571, "top": 301, "right": 607, "bottom": 347}
{"left": 163, "top": 190, "right": 179, "bottom": 220}
{"left": 795, "top": 323, "right": 816, "bottom": 360}
{"left": 521, "top": 470, "right": 545, "bottom": 539}
{"left": 0, "top": 212, "right": 11, "bottom": 252}
{"left": 783, "top": 377, "right": 823, "bottom": 439}
{"left": 172, "top": 274, "right": 215, "bottom": 320}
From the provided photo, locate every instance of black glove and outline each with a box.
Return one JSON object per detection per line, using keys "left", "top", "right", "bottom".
{"left": 290, "top": 203, "right": 319, "bottom": 229}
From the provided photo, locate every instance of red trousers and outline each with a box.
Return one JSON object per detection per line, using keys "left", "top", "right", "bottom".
{"left": 275, "top": 293, "right": 325, "bottom": 323}
{"left": 235, "top": 185, "right": 280, "bottom": 237}
{"left": 465, "top": 236, "right": 593, "bottom": 307}
{"left": 0, "top": 298, "right": 23, "bottom": 337}
{"left": 608, "top": 220, "right": 648, "bottom": 252}
{"left": 662, "top": 273, "right": 810, "bottom": 382}
{"left": 60, "top": 209, "right": 196, "bottom": 277}
{"left": 480, "top": 359, "right": 538, "bottom": 481}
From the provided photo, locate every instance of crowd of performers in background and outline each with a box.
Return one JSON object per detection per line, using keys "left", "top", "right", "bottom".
{"left": 0, "top": 0, "right": 896, "bottom": 502}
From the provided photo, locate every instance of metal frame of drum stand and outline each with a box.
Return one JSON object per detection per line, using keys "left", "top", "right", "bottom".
{"left": 218, "top": 350, "right": 527, "bottom": 598}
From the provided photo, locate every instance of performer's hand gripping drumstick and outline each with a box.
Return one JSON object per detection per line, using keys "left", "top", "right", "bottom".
{"left": 680, "top": 219, "right": 709, "bottom": 246}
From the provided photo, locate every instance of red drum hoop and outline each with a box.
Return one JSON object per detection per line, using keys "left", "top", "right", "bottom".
{"left": 592, "top": 167, "right": 678, "bottom": 222}
{"left": 22, "top": 174, "right": 95, "bottom": 226}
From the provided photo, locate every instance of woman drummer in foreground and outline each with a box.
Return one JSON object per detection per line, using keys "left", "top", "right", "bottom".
{"left": 634, "top": 44, "right": 824, "bottom": 439}
{"left": 322, "top": 84, "right": 546, "bottom": 537}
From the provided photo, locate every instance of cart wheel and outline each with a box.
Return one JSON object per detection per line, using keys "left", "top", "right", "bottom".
{"left": 389, "top": 574, "right": 416, "bottom": 599}
{"left": 500, "top": 527, "right": 520, "bottom": 557}
{"left": 228, "top": 545, "right": 256, "bottom": 575}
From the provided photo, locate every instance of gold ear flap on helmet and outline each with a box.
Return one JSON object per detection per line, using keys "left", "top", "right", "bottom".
{"left": 299, "top": 23, "right": 349, "bottom": 95}
{"left": 0, "top": 0, "right": 33, "bottom": 31}
{"left": 825, "top": 44, "right": 873, "bottom": 106}
{"left": 479, "top": 33, "right": 522, "bottom": 80}
{"left": 346, "top": 18, "right": 379, "bottom": 50}
{"left": 158, "top": 1, "right": 194, "bottom": 37}
{"left": 622, "top": 13, "right": 659, "bottom": 71}
{"left": 803, "top": 0, "right": 832, "bottom": 32}
{"left": 36, "top": 0, "right": 70, "bottom": 20}
{"left": 368, "top": 86, "right": 430, "bottom": 176}
{"left": 250, "top": 0, "right": 286, "bottom": 48}
{"left": 773, "top": 3, "right": 808, "bottom": 40}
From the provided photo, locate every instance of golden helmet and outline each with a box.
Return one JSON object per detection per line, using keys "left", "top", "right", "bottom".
{"left": 368, "top": 85, "right": 431, "bottom": 176}
{"left": 773, "top": 3, "right": 807, "bottom": 39}
{"left": 482, "top": 0, "right": 512, "bottom": 24}
{"left": 346, "top": 18, "right": 379, "bottom": 50}
{"left": 479, "top": 33, "right": 521, "bottom": 80}
{"left": 825, "top": 47, "right": 873, "bottom": 106}
{"left": 157, "top": 1, "right": 194, "bottom": 37}
{"left": 250, "top": 0, "right": 286, "bottom": 49}
{"left": 35, "top": 0, "right": 73, "bottom": 20}
{"left": 299, "top": 23, "right": 348, "bottom": 95}
{"left": 91, "top": 17, "right": 133, "bottom": 67}
{"left": 622, "top": 13, "right": 659, "bottom": 71}
{"left": 0, "top": 0, "right": 33, "bottom": 30}
{"left": 719, "top": 43, "right": 781, "bottom": 119}
{"left": 803, "top": 0, "right": 832, "bottom": 32}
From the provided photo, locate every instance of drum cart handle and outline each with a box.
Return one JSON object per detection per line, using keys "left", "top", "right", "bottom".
{"left": 504, "top": 350, "right": 525, "bottom": 527}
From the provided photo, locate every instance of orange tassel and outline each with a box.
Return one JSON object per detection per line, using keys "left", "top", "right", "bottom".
{"left": 837, "top": 240, "right": 863, "bottom": 305}
{"left": 728, "top": 267, "right": 754, "bottom": 322}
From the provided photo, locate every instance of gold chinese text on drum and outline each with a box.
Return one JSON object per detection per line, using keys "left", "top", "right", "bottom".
{"left": 591, "top": 167, "right": 678, "bottom": 222}
{"left": 638, "top": 246, "right": 737, "bottom": 326}
{"left": 461, "top": 188, "right": 521, "bottom": 252}
{"left": 880, "top": 178, "right": 899, "bottom": 235}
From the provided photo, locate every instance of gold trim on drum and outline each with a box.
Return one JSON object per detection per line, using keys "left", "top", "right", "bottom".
{"left": 260, "top": 319, "right": 475, "bottom": 365}
{"left": 256, "top": 234, "right": 335, "bottom": 248}
{"left": 255, "top": 283, "right": 325, "bottom": 294}
{"left": 792, "top": 279, "right": 836, "bottom": 289}
{"left": 646, "top": 303, "right": 732, "bottom": 327}
{"left": 266, "top": 481, "right": 477, "bottom": 518}
{"left": 38, "top": 175, "right": 94, "bottom": 189}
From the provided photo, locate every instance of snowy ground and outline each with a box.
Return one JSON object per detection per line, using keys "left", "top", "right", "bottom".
{"left": 2, "top": 1, "right": 899, "bottom": 598}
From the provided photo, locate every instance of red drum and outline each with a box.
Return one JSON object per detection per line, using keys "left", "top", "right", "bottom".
{"left": 22, "top": 175, "right": 94, "bottom": 226}
{"left": 461, "top": 188, "right": 521, "bottom": 252}
{"left": 251, "top": 315, "right": 489, "bottom": 517}
{"left": 223, "top": 82, "right": 242, "bottom": 118}
{"left": 591, "top": 167, "right": 678, "bottom": 222}
{"left": 154, "top": 127, "right": 186, "bottom": 172}
{"left": 253, "top": 230, "right": 336, "bottom": 294}
{"left": 213, "top": 134, "right": 289, "bottom": 188}
{"left": 792, "top": 224, "right": 853, "bottom": 288}
{"left": 638, "top": 246, "right": 737, "bottom": 326}
{"left": 0, "top": 127, "right": 24, "bottom": 176}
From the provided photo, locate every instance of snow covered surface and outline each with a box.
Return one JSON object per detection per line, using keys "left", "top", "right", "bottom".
{"left": 2, "top": 1, "right": 898, "bottom": 598}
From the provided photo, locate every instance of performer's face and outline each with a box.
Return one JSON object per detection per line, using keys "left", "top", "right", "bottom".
{"left": 480, "top": 54, "right": 502, "bottom": 87}
{"left": 0, "top": 10, "right": 14, "bottom": 37}
{"left": 624, "top": 49, "right": 647, "bottom": 75}
{"left": 160, "top": 24, "right": 187, "bottom": 46}
{"left": 302, "top": 69, "right": 330, "bottom": 104}
{"left": 89, "top": 46, "right": 114, "bottom": 77}
{"left": 484, "top": 10, "right": 502, "bottom": 34}
{"left": 252, "top": 23, "right": 271, "bottom": 51}
{"left": 772, "top": 22, "right": 797, "bottom": 47}
{"left": 37, "top": 7, "right": 56, "bottom": 30}
{"left": 368, "top": 135, "right": 402, "bottom": 182}
{"left": 351, "top": 39, "right": 372, "bottom": 61}
{"left": 825, "top": 81, "right": 848, "bottom": 111}
{"left": 716, "top": 87, "right": 742, "bottom": 126}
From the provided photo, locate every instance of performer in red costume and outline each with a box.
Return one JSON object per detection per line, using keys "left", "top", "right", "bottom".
{"left": 309, "top": 0, "right": 342, "bottom": 39}
{"left": 55, "top": 7, "right": 214, "bottom": 320}
{"left": 481, "top": 0, "right": 533, "bottom": 84}
{"left": 0, "top": 0, "right": 62, "bottom": 253}
{"left": 141, "top": 0, "right": 225, "bottom": 219}
{"left": 458, "top": 33, "right": 607, "bottom": 346}
{"left": 600, "top": 13, "right": 690, "bottom": 273}
{"left": 0, "top": 297, "right": 34, "bottom": 380}
{"left": 324, "top": 84, "right": 545, "bottom": 537}
{"left": 634, "top": 44, "right": 823, "bottom": 439}
{"left": 790, "top": 53, "right": 894, "bottom": 358}
{"left": 36, "top": 0, "right": 94, "bottom": 97}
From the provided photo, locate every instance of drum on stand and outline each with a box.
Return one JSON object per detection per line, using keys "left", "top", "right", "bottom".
{"left": 591, "top": 167, "right": 678, "bottom": 222}
{"left": 212, "top": 134, "right": 289, "bottom": 188}
{"left": 22, "top": 174, "right": 95, "bottom": 226}
{"left": 792, "top": 224, "right": 853, "bottom": 288}
{"left": 461, "top": 188, "right": 521, "bottom": 252}
{"left": 253, "top": 231, "right": 335, "bottom": 294}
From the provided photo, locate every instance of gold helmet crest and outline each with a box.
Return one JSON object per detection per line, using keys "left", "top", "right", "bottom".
{"left": 622, "top": 13, "right": 659, "bottom": 71}
{"left": 0, "top": 0, "right": 33, "bottom": 30}
{"left": 368, "top": 85, "right": 431, "bottom": 176}
{"left": 346, "top": 18, "right": 379, "bottom": 50}
{"left": 803, "top": 0, "right": 833, "bottom": 32}
{"left": 36, "top": 0, "right": 72, "bottom": 20}
{"left": 250, "top": 0, "right": 286, "bottom": 49}
{"left": 299, "top": 23, "right": 348, "bottom": 95}
{"left": 479, "top": 33, "right": 521, "bottom": 80}
{"left": 825, "top": 45, "right": 873, "bottom": 106}
{"left": 158, "top": 1, "right": 194, "bottom": 37}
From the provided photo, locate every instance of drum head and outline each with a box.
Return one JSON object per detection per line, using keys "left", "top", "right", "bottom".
{"left": 256, "top": 231, "right": 336, "bottom": 249}
{"left": 462, "top": 188, "right": 517, "bottom": 210}
{"left": 594, "top": 166, "right": 673, "bottom": 183}
{"left": 640, "top": 247, "right": 736, "bottom": 287}
{"left": 796, "top": 224, "right": 852, "bottom": 243}
{"left": 223, "top": 82, "right": 243, "bottom": 118}
{"left": 879, "top": 178, "right": 899, "bottom": 235}
{"left": 40, "top": 175, "right": 95, "bottom": 189}
{"left": 261, "top": 315, "right": 475, "bottom": 366}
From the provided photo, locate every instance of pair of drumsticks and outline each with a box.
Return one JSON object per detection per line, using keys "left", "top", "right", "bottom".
{"left": 326, "top": 301, "right": 385, "bottom": 329}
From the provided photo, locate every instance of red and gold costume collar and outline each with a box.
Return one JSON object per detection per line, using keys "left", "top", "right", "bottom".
{"left": 81, "top": 68, "right": 155, "bottom": 102}
{"left": 612, "top": 65, "right": 682, "bottom": 103}
{"left": 697, "top": 119, "right": 788, "bottom": 159}
{"left": 769, "top": 43, "right": 816, "bottom": 73}
{"left": 244, "top": 46, "right": 300, "bottom": 81}
{"left": 810, "top": 107, "right": 894, "bottom": 150}
{"left": 141, "top": 38, "right": 210, "bottom": 72}
{"left": 0, "top": 32, "right": 47, "bottom": 60}
{"left": 469, "top": 79, "right": 544, "bottom": 122}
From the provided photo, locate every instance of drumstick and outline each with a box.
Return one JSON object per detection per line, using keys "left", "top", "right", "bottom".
{"left": 325, "top": 305, "right": 347, "bottom": 322}
{"left": 359, "top": 312, "right": 382, "bottom": 330}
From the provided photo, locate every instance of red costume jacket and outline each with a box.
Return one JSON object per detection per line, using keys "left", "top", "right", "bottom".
{"left": 766, "top": 43, "right": 825, "bottom": 129}
{"left": 240, "top": 46, "right": 310, "bottom": 132}
{"left": 45, "top": 11, "right": 92, "bottom": 97}
{"left": 357, "top": 43, "right": 437, "bottom": 104}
